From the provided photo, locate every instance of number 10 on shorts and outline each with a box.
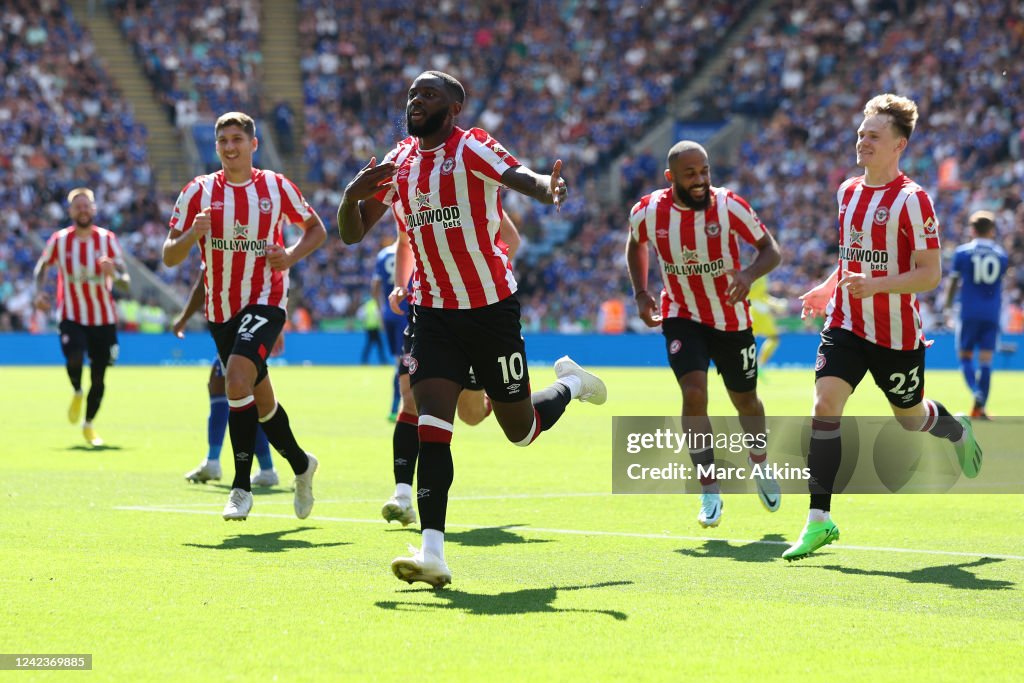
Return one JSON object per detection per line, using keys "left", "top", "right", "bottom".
{"left": 497, "top": 352, "right": 525, "bottom": 383}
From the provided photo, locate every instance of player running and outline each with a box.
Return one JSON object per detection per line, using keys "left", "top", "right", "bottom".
{"left": 626, "top": 141, "right": 783, "bottom": 528}
{"left": 787, "top": 94, "right": 982, "bottom": 561}
{"left": 339, "top": 71, "right": 606, "bottom": 587}
{"left": 33, "top": 187, "right": 130, "bottom": 447}
{"left": 162, "top": 112, "right": 326, "bottom": 522}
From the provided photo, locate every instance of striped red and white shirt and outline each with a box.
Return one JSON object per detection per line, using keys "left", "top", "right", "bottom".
{"left": 169, "top": 169, "right": 315, "bottom": 323}
{"left": 629, "top": 186, "right": 767, "bottom": 331}
{"left": 40, "top": 226, "right": 125, "bottom": 326}
{"left": 375, "top": 127, "right": 518, "bottom": 309}
{"left": 824, "top": 174, "right": 940, "bottom": 350}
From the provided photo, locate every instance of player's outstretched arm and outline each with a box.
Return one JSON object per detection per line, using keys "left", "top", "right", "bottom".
{"left": 799, "top": 266, "right": 840, "bottom": 318}
{"left": 338, "top": 157, "right": 393, "bottom": 244}
{"left": 500, "top": 160, "right": 567, "bottom": 210}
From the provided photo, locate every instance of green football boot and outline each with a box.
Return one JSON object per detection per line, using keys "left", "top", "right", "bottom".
{"left": 953, "top": 416, "right": 982, "bottom": 479}
{"left": 782, "top": 519, "right": 840, "bottom": 561}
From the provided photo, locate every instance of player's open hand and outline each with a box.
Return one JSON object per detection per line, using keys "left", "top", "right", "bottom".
{"left": 191, "top": 207, "right": 212, "bottom": 241}
{"left": 635, "top": 291, "right": 662, "bottom": 328}
{"left": 172, "top": 316, "right": 187, "bottom": 339}
{"left": 799, "top": 283, "right": 832, "bottom": 318}
{"left": 388, "top": 285, "right": 408, "bottom": 315}
{"left": 549, "top": 159, "right": 567, "bottom": 212}
{"left": 837, "top": 270, "right": 878, "bottom": 300}
{"left": 724, "top": 269, "right": 753, "bottom": 306}
{"left": 345, "top": 157, "right": 397, "bottom": 203}
{"left": 265, "top": 244, "right": 293, "bottom": 271}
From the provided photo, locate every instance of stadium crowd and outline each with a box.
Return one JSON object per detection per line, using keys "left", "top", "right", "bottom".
{"left": 0, "top": 0, "right": 155, "bottom": 331}
{"left": 2, "top": 0, "right": 1023, "bottom": 337}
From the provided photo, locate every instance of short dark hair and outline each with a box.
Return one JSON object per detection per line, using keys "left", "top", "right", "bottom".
{"left": 215, "top": 111, "right": 256, "bottom": 138}
{"left": 969, "top": 210, "right": 996, "bottom": 236}
{"left": 421, "top": 71, "right": 466, "bottom": 104}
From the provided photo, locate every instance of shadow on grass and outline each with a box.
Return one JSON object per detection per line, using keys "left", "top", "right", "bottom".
{"left": 675, "top": 533, "right": 788, "bottom": 563}
{"left": 184, "top": 482, "right": 291, "bottom": 497}
{"left": 802, "top": 556, "right": 1016, "bottom": 591}
{"left": 63, "top": 444, "right": 124, "bottom": 452}
{"left": 384, "top": 524, "right": 553, "bottom": 548}
{"left": 184, "top": 526, "right": 350, "bottom": 553}
{"left": 376, "top": 581, "right": 631, "bottom": 619}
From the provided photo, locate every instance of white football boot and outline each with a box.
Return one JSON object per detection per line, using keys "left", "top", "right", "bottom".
{"left": 223, "top": 488, "right": 253, "bottom": 521}
{"left": 185, "top": 459, "right": 222, "bottom": 483}
{"left": 293, "top": 454, "right": 318, "bottom": 519}
{"left": 391, "top": 545, "right": 452, "bottom": 588}
{"left": 553, "top": 356, "right": 607, "bottom": 405}
{"left": 381, "top": 496, "right": 417, "bottom": 527}
{"left": 749, "top": 457, "right": 781, "bottom": 512}
{"left": 697, "top": 492, "right": 723, "bottom": 528}
{"left": 250, "top": 468, "right": 280, "bottom": 487}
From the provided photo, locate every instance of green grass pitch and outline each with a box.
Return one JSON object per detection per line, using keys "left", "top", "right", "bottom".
{"left": 2, "top": 364, "right": 1022, "bottom": 681}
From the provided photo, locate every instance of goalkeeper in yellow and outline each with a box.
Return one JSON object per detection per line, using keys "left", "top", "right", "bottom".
{"left": 748, "top": 276, "right": 787, "bottom": 369}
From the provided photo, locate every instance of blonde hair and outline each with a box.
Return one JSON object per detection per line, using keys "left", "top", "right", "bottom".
{"left": 67, "top": 187, "right": 95, "bottom": 204}
{"left": 863, "top": 94, "right": 919, "bottom": 141}
{"left": 215, "top": 111, "right": 256, "bottom": 138}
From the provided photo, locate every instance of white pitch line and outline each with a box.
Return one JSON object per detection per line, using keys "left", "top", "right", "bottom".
{"left": 113, "top": 506, "right": 1024, "bottom": 562}
{"left": 141, "top": 492, "right": 613, "bottom": 508}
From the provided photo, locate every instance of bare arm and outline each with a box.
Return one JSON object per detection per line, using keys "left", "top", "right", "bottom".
{"left": 799, "top": 266, "right": 840, "bottom": 319}
{"left": 625, "top": 233, "right": 660, "bottom": 327}
{"left": 943, "top": 271, "right": 960, "bottom": 312}
{"left": 266, "top": 212, "right": 327, "bottom": 271}
{"left": 99, "top": 256, "right": 130, "bottom": 294}
{"left": 32, "top": 256, "right": 51, "bottom": 310}
{"left": 337, "top": 157, "right": 395, "bottom": 244}
{"left": 499, "top": 211, "right": 521, "bottom": 261}
{"left": 388, "top": 229, "right": 414, "bottom": 315}
{"left": 725, "top": 232, "right": 782, "bottom": 306}
{"left": 172, "top": 271, "right": 205, "bottom": 338}
{"left": 500, "top": 160, "right": 567, "bottom": 208}
{"left": 163, "top": 207, "right": 211, "bottom": 267}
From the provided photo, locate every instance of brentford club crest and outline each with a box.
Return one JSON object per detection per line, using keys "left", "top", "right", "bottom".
{"left": 705, "top": 222, "right": 721, "bottom": 237}
{"left": 440, "top": 158, "right": 456, "bottom": 175}
{"left": 406, "top": 356, "right": 419, "bottom": 375}
{"left": 873, "top": 206, "right": 890, "bottom": 224}
{"left": 258, "top": 197, "right": 272, "bottom": 214}
{"left": 815, "top": 353, "right": 826, "bottom": 371}
{"left": 669, "top": 339, "right": 682, "bottom": 355}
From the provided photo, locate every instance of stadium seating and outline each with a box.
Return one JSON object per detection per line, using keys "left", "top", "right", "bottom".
{"left": 3, "top": 0, "right": 1022, "bottom": 334}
